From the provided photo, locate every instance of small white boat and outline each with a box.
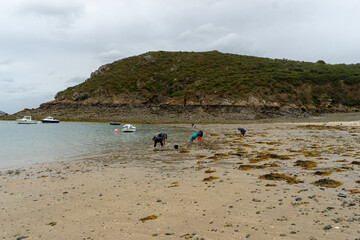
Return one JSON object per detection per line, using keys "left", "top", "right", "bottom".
{"left": 41, "top": 116, "right": 60, "bottom": 123}
{"left": 16, "top": 116, "right": 38, "bottom": 124}
{"left": 121, "top": 124, "right": 136, "bottom": 132}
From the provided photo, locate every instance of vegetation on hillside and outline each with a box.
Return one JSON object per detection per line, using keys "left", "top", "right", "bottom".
{"left": 57, "top": 51, "right": 360, "bottom": 107}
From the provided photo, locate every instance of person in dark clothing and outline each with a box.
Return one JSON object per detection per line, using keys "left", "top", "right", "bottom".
{"left": 238, "top": 128, "right": 246, "bottom": 138}
{"left": 153, "top": 136, "right": 164, "bottom": 150}
{"left": 158, "top": 132, "right": 168, "bottom": 146}
{"left": 197, "top": 130, "right": 203, "bottom": 146}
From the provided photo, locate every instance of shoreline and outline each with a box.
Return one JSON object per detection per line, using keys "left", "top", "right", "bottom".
{"left": 1, "top": 116, "right": 360, "bottom": 239}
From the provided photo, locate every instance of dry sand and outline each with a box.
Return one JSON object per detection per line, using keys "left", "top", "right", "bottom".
{"left": 1, "top": 117, "right": 360, "bottom": 240}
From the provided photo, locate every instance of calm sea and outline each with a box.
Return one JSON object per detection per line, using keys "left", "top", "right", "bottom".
{"left": 0, "top": 121, "right": 193, "bottom": 169}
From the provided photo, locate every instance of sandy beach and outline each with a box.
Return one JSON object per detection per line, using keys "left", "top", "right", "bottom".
{"left": 1, "top": 117, "right": 360, "bottom": 239}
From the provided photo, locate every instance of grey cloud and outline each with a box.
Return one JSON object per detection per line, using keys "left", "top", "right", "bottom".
{"left": 0, "top": 60, "right": 13, "bottom": 65}
{"left": 18, "top": 0, "right": 84, "bottom": 28}
{"left": 0, "top": 78, "right": 15, "bottom": 83}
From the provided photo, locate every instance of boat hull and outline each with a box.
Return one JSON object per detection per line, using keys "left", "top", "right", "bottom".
{"left": 17, "top": 120, "right": 38, "bottom": 124}
{"left": 42, "top": 120, "right": 60, "bottom": 123}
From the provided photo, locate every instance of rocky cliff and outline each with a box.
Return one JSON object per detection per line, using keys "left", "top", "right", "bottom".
{"left": 0, "top": 111, "right": 7, "bottom": 117}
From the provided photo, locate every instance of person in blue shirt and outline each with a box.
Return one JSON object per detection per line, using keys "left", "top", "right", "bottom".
{"left": 158, "top": 132, "right": 168, "bottom": 146}
{"left": 190, "top": 132, "right": 197, "bottom": 143}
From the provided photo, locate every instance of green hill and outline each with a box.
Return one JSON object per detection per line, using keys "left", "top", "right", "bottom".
{"left": 56, "top": 50, "right": 360, "bottom": 108}
{"left": 3, "top": 51, "right": 360, "bottom": 122}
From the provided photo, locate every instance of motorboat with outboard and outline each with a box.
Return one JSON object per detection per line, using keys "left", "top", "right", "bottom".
{"left": 41, "top": 116, "right": 60, "bottom": 123}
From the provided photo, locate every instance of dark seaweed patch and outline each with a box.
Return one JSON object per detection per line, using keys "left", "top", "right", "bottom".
{"left": 294, "top": 160, "right": 318, "bottom": 170}
{"left": 140, "top": 215, "right": 158, "bottom": 222}
{"left": 202, "top": 176, "right": 219, "bottom": 182}
{"left": 259, "top": 173, "right": 301, "bottom": 185}
{"left": 313, "top": 171, "right": 331, "bottom": 176}
{"left": 312, "top": 178, "right": 342, "bottom": 188}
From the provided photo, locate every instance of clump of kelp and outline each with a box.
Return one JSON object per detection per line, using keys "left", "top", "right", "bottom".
{"left": 351, "top": 161, "right": 360, "bottom": 165}
{"left": 313, "top": 171, "right": 331, "bottom": 176}
{"left": 250, "top": 152, "right": 291, "bottom": 163}
{"left": 238, "top": 163, "right": 279, "bottom": 171}
{"left": 349, "top": 189, "right": 360, "bottom": 194}
{"left": 312, "top": 178, "right": 343, "bottom": 188}
{"left": 259, "top": 173, "right": 301, "bottom": 185}
{"left": 205, "top": 169, "right": 216, "bottom": 173}
{"left": 140, "top": 215, "right": 158, "bottom": 222}
{"left": 202, "top": 176, "right": 219, "bottom": 182}
{"left": 294, "top": 160, "right": 318, "bottom": 170}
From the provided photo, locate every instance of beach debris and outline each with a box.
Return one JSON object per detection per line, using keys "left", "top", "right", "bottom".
{"left": 238, "top": 163, "right": 279, "bottom": 171}
{"left": 47, "top": 222, "right": 57, "bottom": 226}
{"left": 265, "top": 184, "right": 277, "bottom": 187}
{"left": 349, "top": 189, "right": 360, "bottom": 194}
{"left": 303, "top": 150, "right": 321, "bottom": 158}
{"left": 16, "top": 236, "right": 29, "bottom": 240}
{"left": 140, "top": 215, "right": 158, "bottom": 222}
{"left": 250, "top": 153, "right": 291, "bottom": 163}
{"left": 259, "top": 173, "right": 301, "bottom": 184}
{"left": 205, "top": 169, "right": 216, "bottom": 173}
{"left": 351, "top": 161, "right": 360, "bottom": 165}
{"left": 313, "top": 171, "right": 331, "bottom": 176}
{"left": 312, "top": 178, "right": 342, "bottom": 188}
{"left": 238, "top": 164, "right": 267, "bottom": 171}
{"left": 294, "top": 160, "right": 318, "bottom": 170}
{"left": 202, "top": 176, "right": 219, "bottom": 182}
{"left": 323, "top": 225, "right": 332, "bottom": 230}
{"left": 356, "top": 180, "right": 360, "bottom": 184}
{"left": 169, "top": 181, "right": 179, "bottom": 187}
{"left": 337, "top": 193, "right": 347, "bottom": 198}
{"left": 180, "top": 150, "right": 190, "bottom": 153}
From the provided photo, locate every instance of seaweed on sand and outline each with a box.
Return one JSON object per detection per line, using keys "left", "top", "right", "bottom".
{"left": 349, "top": 189, "right": 360, "bottom": 194}
{"left": 312, "top": 178, "right": 342, "bottom": 188}
{"left": 351, "top": 161, "right": 360, "bottom": 165}
{"left": 259, "top": 173, "right": 301, "bottom": 185}
{"left": 205, "top": 169, "right": 216, "bottom": 173}
{"left": 313, "top": 171, "right": 331, "bottom": 176}
{"left": 140, "top": 215, "right": 158, "bottom": 222}
{"left": 294, "top": 160, "right": 318, "bottom": 170}
{"left": 250, "top": 153, "right": 291, "bottom": 163}
{"left": 202, "top": 176, "right": 219, "bottom": 182}
{"left": 180, "top": 150, "right": 190, "bottom": 153}
{"left": 238, "top": 162, "right": 279, "bottom": 171}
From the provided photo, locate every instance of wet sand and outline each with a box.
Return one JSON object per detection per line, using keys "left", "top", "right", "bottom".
{"left": 1, "top": 116, "right": 360, "bottom": 239}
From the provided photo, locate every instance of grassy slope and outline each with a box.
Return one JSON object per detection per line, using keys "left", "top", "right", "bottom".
{"left": 57, "top": 51, "right": 360, "bottom": 107}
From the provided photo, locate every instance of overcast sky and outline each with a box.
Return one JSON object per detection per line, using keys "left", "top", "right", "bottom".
{"left": 1, "top": 0, "right": 360, "bottom": 114}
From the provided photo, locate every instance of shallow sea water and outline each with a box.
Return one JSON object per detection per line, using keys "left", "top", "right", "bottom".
{"left": 0, "top": 121, "right": 193, "bottom": 169}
